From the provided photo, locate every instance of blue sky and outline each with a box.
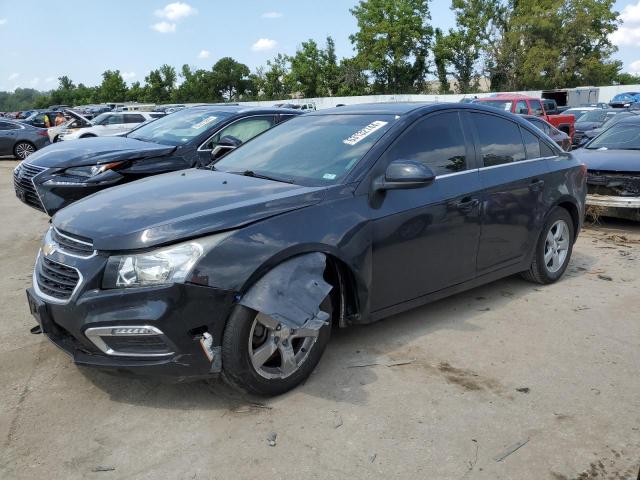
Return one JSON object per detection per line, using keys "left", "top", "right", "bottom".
{"left": 1, "top": 0, "right": 639, "bottom": 91}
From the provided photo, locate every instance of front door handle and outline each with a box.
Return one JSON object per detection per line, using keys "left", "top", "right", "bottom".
{"left": 529, "top": 179, "right": 545, "bottom": 191}
{"left": 455, "top": 197, "right": 480, "bottom": 213}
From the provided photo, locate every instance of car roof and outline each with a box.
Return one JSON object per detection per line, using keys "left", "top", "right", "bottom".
{"left": 185, "top": 105, "right": 300, "bottom": 115}
{"left": 306, "top": 102, "right": 436, "bottom": 116}
{"left": 612, "top": 114, "right": 640, "bottom": 126}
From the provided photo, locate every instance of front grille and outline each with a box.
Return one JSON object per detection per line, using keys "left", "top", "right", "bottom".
{"left": 14, "top": 163, "right": 46, "bottom": 212}
{"left": 588, "top": 171, "right": 640, "bottom": 197}
{"left": 36, "top": 256, "right": 80, "bottom": 301}
{"left": 52, "top": 228, "right": 95, "bottom": 257}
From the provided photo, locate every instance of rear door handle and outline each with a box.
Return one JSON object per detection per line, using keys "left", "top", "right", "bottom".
{"left": 529, "top": 179, "right": 545, "bottom": 191}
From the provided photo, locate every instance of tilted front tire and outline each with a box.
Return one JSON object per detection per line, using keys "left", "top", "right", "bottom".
{"left": 522, "top": 207, "right": 574, "bottom": 284}
{"left": 221, "top": 294, "right": 334, "bottom": 396}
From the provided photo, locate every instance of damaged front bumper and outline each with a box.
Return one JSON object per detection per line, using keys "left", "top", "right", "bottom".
{"left": 27, "top": 281, "right": 236, "bottom": 380}
{"left": 586, "top": 172, "right": 640, "bottom": 221}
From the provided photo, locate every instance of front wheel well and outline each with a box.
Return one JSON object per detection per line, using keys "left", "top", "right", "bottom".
{"left": 325, "top": 255, "right": 360, "bottom": 328}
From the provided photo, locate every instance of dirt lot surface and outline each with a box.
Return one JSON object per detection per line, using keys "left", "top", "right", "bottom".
{"left": 0, "top": 159, "right": 639, "bottom": 480}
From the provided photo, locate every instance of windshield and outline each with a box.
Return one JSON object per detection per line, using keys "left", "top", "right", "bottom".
{"left": 587, "top": 123, "right": 640, "bottom": 150}
{"left": 576, "top": 110, "right": 612, "bottom": 123}
{"left": 91, "top": 113, "right": 112, "bottom": 125}
{"left": 479, "top": 100, "right": 513, "bottom": 111}
{"left": 127, "top": 108, "right": 232, "bottom": 146}
{"left": 214, "top": 114, "right": 397, "bottom": 186}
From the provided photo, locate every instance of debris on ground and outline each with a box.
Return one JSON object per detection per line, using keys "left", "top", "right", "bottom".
{"left": 334, "top": 414, "right": 344, "bottom": 429}
{"left": 515, "top": 387, "right": 530, "bottom": 394}
{"left": 369, "top": 453, "right": 377, "bottom": 463}
{"left": 346, "top": 358, "right": 415, "bottom": 368}
{"left": 493, "top": 438, "right": 530, "bottom": 462}
{"left": 232, "top": 402, "right": 272, "bottom": 414}
{"left": 91, "top": 466, "right": 116, "bottom": 472}
{"left": 598, "top": 274, "right": 613, "bottom": 281}
{"left": 266, "top": 432, "right": 277, "bottom": 447}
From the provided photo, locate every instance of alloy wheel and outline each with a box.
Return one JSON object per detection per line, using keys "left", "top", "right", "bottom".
{"left": 544, "top": 219, "right": 570, "bottom": 273}
{"left": 248, "top": 313, "right": 320, "bottom": 379}
{"left": 15, "top": 143, "right": 35, "bottom": 160}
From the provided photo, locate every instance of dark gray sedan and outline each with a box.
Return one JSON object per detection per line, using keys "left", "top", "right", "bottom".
{"left": 0, "top": 119, "right": 51, "bottom": 159}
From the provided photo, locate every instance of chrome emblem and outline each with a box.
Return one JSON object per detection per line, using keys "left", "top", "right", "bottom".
{"left": 42, "top": 241, "right": 57, "bottom": 257}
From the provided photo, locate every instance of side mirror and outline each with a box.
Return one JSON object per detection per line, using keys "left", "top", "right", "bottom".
{"left": 211, "top": 135, "right": 242, "bottom": 160}
{"left": 374, "top": 159, "right": 436, "bottom": 192}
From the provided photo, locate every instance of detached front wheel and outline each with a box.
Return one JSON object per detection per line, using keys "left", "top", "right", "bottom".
{"left": 222, "top": 296, "right": 333, "bottom": 396}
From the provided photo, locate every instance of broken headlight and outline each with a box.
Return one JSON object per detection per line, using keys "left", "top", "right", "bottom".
{"left": 64, "top": 161, "right": 125, "bottom": 178}
{"left": 102, "top": 232, "right": 231, "bottom": 288}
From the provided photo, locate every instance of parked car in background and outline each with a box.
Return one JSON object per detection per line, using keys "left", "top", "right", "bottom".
{"left": 58, "top": 111, "right": 163, "bottom": 141}
{"left": 14, "top": 105, "right": 301, "bottom": 214}
{"left": 47, "top": 110, "right": 93, "bottom": 143}
{"left": 608, "top": 92, "right": 640, "bottom": 109}
{"left": 521, "top": 115, "right": 571, "bottom": 151}
{"left": 541, "top": 99, "right": 561, "bottom": 115}
{"left": 25, "top": 103, "right": 586, "bottom": 395}
{"left": 572, "top": 109, "right": 622, "bottom": 146}
{"left": 580, "top": 111, "right": 640, "bottom": 143}
{"left": 563, "top": 106, "right": 601, "bottom": 121}
{"left": 572, "top": 116, "right": 640, "bottom": 221}
{"left": 0, "top": 119, "right": 50, "bottom": 160}
{"left": 474, "top": 94, "right": 576, "bottom": 140}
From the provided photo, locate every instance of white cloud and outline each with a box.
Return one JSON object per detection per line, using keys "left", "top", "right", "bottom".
{"left": 630, "top": 59, "right": 640, "bottom": 74}
{"left": 8, "top": 73, "right": 19, "bottom": 81}
{"left": 251, "top": 38, "right": 277, "bottom": 52}
{"left": 44, "top": 77, "right": 55, "bottom": 83}
{"left": 262, "top": 12, "right": 283, "bottom": 19}
{"left": 122, "top": 72, "right": 136, "bottom": 81}
{"left": 0, "top": 18, "right": 7, "bottom": 26}
{"left": 610, "top": 25, "right": 640, "bottom": 46}
{"left": 155, "top": 2, "right": 197, "bottom": 21}
{"left": 620, "top": 1, "right": 640, "bottom": 24}
{"left": 151, "top": 21, "right": 176, "bottom": 33}
{"left": 198, "top": 49, "right": 210, "bottom": 59}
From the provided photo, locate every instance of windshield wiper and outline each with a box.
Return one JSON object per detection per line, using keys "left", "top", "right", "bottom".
{"left": 231, "top": 170, "right": 294, "bottom": 184}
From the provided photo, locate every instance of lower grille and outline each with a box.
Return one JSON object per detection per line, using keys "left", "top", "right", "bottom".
{"left": 102, "top": 336, "right": 172, "bottom": 355}
{"left": 14, "top": 163, "right": 46, "bottom": 212}
{"left": 36, "top": 256, "right": 81, "bottom": 301}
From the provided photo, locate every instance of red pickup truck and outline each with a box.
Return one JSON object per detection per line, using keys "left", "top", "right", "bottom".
{"left": 474, "top": 94, "right": 575, "bottom": 140}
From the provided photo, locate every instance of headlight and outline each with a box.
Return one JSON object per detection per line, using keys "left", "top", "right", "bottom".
{"left": 64, "top": 161, "right": 125, "bottom": 178}
{"left": 102, "top": 233, "right": 231, "bottom": 288}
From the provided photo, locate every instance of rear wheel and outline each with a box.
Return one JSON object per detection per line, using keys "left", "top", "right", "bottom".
{"left": 14, "top": 142, "right": 35, "bottom": 160}
{"left": 222, "top": 294, "right": 334, "bottom": 396}
{"left": 522, "top": 207, "right": 574, "bottom": 284}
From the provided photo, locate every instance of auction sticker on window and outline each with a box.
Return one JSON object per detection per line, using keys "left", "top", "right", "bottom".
{"left": 192, "top": 116, "right": 218, "bottom": 129}
{"left": 343, "top": 121, "right": 388, "bottom": 146}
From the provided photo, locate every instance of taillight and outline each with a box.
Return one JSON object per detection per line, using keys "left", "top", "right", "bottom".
{"left": 37, "top": 129, "right": 48, "bottom": 137}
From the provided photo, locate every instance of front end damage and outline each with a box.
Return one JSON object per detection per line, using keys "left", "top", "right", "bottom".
{"left": 586, "top": 171, "right": 640, "bottom": 221}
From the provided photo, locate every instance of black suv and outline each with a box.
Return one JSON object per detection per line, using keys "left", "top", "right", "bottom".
{"left": 27, "top": 103, "right": 586, "bottom": 395}
{"left": 14, "top": 105, "right": 301, "bottom": 215}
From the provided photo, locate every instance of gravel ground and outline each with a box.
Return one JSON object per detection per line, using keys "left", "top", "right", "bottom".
{"left": 0, "top": 158, "right": 639, "bottom": 480}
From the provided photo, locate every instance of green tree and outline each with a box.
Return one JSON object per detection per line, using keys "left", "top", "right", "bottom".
{"left": 335, "top": 58, "right": 369, "bottom": 96}
{"left": 289, "top": 39, "right": 325, "bottom": 97}
{"left": 262, "top": 54, "right": 292, "bottom": 100}
{"left": 211, "top": 57, "right": 251, "bottom": 101}
{"left": 97, "top": 70, "right": 128, "bottom": 102}
{"left": 616, "top": 72, "right": 640, "bottom": 85}
{"left": 321, "top": 37, "right": 341, "bottom": 96}
{"left": 144, "top": 64, "right": 176, "bottom": 103}
{"left": 433, "top": 28, "right": 451, "bottom": 94}
{"left": 126, "top": 81, "right": 146, "bottom": 102}
{"left": 350, "top": 0, "right": 433, "bottom": 93}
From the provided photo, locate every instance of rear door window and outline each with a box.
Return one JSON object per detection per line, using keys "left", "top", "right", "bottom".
{"left": 529, "top": 100, "right": 544, "bottom": 116}
{"left": 204, "top": 116, "right": 276, "bottom": 150}
{"left": 470, "top": 113, "right": 526, "bottom": 167}
{"left": 515, "top": 100, "right": 529, "bottom": 115}
{"left": 382, "top": 111, "right": 468, "bottom": 175}
{"left": 124, "top": 114, "right": 145, "bottom": 123}
{"left": 521, "top": 128, "right": 542, "bottom": 159}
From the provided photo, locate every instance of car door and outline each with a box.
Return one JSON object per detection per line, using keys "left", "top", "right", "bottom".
{"left": 469, "top": 111, "right": 552, "bottom": 274}
{"left": 369, "top": 110, "right": 482, "bottom": 311}
{"left": 0, "top": 121, "right": 18, "bottom": 154}
{"left": 118, "top": 113, "right": 146, "bottom": 135}
{"left": 101, "top": 114, "right": 125, "bottom": 135}
{"left": 198, "top": 115, "right": 276, "bottom": 165}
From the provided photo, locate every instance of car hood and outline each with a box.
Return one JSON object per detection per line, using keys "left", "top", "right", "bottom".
{"left": 53, "top": 169, "right": 326, "bottom": 250}
{"left": 575, "top": 121, "right": 602, "bottom": 131}
{"left": 572, "top": 148, "right": 640, "bottom": 172}
{"left": 23, "top": 137, "right": 176, "bottom": 169}
{"left": 63, "top": 108, "right": 91, "bottom": 124}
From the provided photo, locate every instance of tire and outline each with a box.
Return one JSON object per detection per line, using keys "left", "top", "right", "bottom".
{"left": 14, "top": 141, "right": 36, "bottom": 160}
{"left": 222, "top": 293, "right": 335, "bottom": 396}
{"left": 521, "top": 207, "right": 574, "bottom": 284}
{"left": 80, "top": 134, "right": 96, "bottom": 139}
{"left": 53, "top": 135, "right": 60, "bottom": 143}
